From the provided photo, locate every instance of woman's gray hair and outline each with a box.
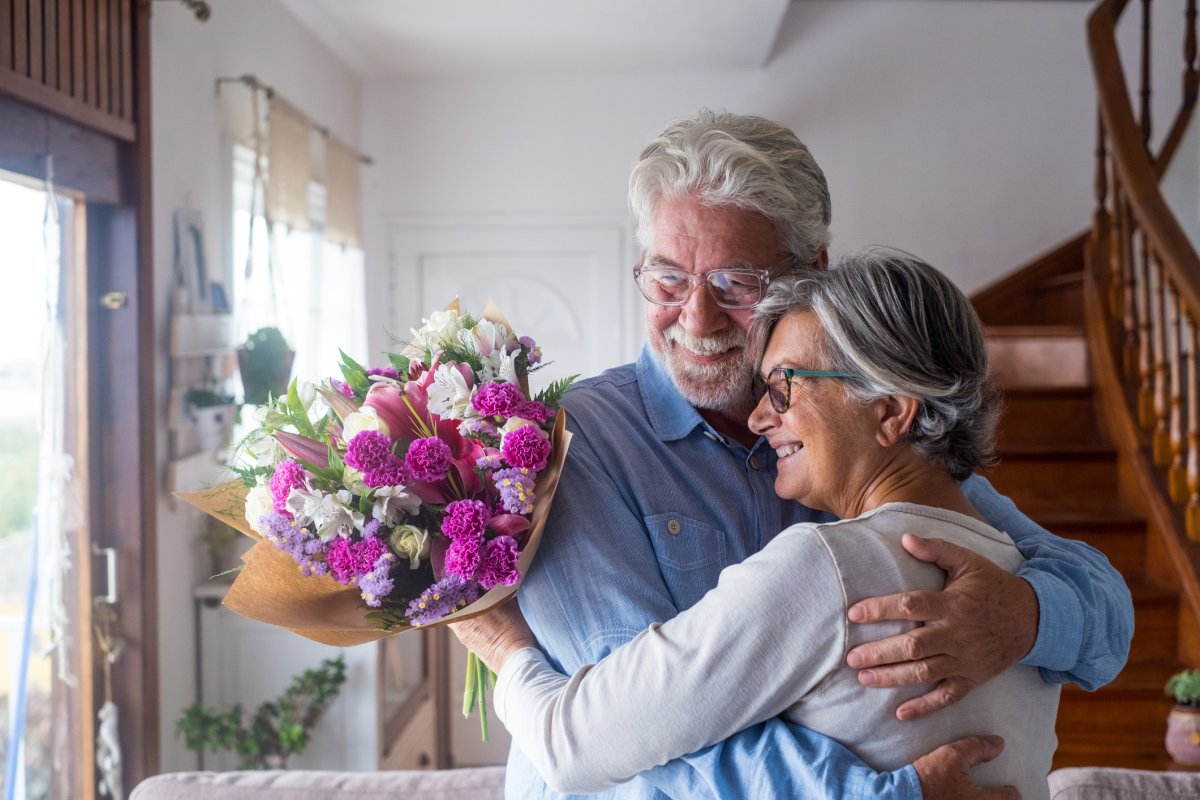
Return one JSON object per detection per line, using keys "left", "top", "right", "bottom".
{"left": 629, "top": 108, "right": 831, "bottom": 272}
{"left": 751, "top": 247, "right": 1000, "bottom": 480}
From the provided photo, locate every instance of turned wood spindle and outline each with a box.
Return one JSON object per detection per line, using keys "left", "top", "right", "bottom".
{"left": 1169, "top": 281, "right": 1186, "bottom": 499}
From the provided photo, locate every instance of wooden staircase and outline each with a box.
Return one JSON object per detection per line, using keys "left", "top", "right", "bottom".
{"left": 973, "top": 239, "right": 1182, "bottom": 770}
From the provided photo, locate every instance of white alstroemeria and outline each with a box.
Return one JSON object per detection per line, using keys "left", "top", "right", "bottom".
{"left": 343, "top": 406, "right": 390, "bottom": 441}
{"left": 389, "top": 524, "right": 431, "bottom": 570}
{"left": 480, "top": 346, "right": 520, "bottom": 385}
{"left": 372, "top": 485, "right": 423, "bottom": 526}
{"left": 244, "top": 484, "right": 275, "bottom": 535}
{"left": 408, "top": 309, "right": 463, "bottom": 352}
{"left": 462, "top": 319, "right": 513, "bottom": 358}
{"left": 426, "top": 362, "right": 478, "bottom": 420}
{"left": 286, "top": 487, "right": 364, "bottom": 542}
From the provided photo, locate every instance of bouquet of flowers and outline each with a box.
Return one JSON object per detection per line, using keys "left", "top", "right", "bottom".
{"left": 178, "top": 301, "right": 572, "bottom": 737}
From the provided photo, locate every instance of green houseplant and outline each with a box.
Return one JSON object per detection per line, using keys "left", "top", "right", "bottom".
{"left": 177, "top": 654, "right": 346, "bottom": 769}
{"left": 238, "top": 326, "right": 295, "bottom": 405}
{"left": 1165, "top": 668, "right": 1200, "bottom": 764}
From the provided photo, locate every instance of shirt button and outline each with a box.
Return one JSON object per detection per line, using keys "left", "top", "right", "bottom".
{"left": 666, "top": 519, "right": 682, "bottom": 535}
{"left": 749, "top": 455, "right": 760, "bottom": 471}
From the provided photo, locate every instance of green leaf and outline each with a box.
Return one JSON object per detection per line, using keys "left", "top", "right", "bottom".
{"left": 463, "top": 651, "right": 479, "bottom": 718}
{"left": 535, "top": 374, "right": 580, "bottom": 408}
{"left": 385, "top": 351, "right": 411, "bottom": 375}
{"left": 286, "top": 380, "right": 317, "bottom": 438}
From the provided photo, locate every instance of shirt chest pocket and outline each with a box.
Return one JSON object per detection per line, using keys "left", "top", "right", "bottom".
{"left": 644, "top": 512, "right": 728, "bottom": 610}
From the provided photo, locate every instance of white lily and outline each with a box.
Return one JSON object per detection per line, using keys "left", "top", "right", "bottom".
{"left": 427, "top": 362, "right": 477, "bottom": 420}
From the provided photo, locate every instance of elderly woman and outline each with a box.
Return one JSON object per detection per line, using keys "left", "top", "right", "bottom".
{"left": 452, "top": 248, "right": 1059, "bottom": 800}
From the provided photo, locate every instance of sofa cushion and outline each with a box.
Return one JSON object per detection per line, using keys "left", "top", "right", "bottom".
{"left": 130, "top": 767, "right": 505, "bottom": 800}
{"left": 1049, "top": 767, "right": 1200, "bottom": 799}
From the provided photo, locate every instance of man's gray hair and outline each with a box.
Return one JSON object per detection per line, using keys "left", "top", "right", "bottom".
{"left": 629, "top": 108, "right": 832, "bottom": 271}
{"left": 751, "top": 247, "right": 999, "bottom": 480}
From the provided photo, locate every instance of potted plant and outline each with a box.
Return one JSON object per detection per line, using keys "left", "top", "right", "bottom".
{"left": 238, "top": 326, "right": 295, "bottom": 406}
{"left": 185, "top": 384, "right": 237, "bottom": 451}
{"left": 1165, "top": 668, "right": 1200, "bottom": 764}
{"left": 177, "top": 655, "right": 346, "bottom": 769}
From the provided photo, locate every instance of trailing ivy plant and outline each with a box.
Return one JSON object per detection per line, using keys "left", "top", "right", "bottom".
{"left": 177, "top": 655, "right": 347, "bottom": 769}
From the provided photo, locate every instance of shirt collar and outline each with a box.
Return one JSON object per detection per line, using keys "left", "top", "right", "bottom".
{"left": 636, "top": 344, "right": 709, "bottom": 442}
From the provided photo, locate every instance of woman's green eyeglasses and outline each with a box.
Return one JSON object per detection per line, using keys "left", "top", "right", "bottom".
{"left": 758, "top": 367, "right": 852, "bottom": 413}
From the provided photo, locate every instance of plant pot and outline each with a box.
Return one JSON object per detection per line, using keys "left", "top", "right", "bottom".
{"left": 192, "top": 403, "right": 237, "bottom": 451}
{"left": 1166, "top": 704, "right": 1200, "bottom": 765}
{"left": 238, "top": 346, "right": 295, "bottom": 406}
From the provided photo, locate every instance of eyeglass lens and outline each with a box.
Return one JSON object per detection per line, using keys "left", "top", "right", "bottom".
{"left": 637, "top": 268, "right": 765, "bottom": 309}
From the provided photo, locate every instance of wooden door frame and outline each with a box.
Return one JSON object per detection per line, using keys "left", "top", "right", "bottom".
{"left": 0, "top": 1, "right": 157, "bottom": 787}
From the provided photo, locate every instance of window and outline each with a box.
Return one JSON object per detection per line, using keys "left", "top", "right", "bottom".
{"left": 231, "top": 144, "right": 367, "bottom": 384}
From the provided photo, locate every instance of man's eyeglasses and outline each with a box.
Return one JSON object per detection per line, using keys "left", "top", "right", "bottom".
{"left": 757, "top": 367, "right": 852, "bottom": 413}
{"left": 633, "top": 266, "right": 771, "bottom": 310}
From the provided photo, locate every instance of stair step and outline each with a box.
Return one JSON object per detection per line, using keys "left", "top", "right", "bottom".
{"left": 986, "top": 449, "right": 1119, "bottom": 514}
{"left": 1030, "top": 510, "right": 1147, "bottom": 575}
{"left": 987, "top": 327, "right": 1089, "bottom": 389}
{"left": 996, "top": 386, "right": 1107, "bottom": 449}
{"left": 1116, "top": 576, "right": 1181, "bottom": 665}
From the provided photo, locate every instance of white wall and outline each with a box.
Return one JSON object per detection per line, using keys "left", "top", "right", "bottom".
{"left": 150, "top": 0, "right": 371, "bottom": 772}
{"left": 361, "top": 0, "right": 1162, "bottom": 366}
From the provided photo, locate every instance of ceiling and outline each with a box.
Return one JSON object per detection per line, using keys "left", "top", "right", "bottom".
{"left": 278, "top": 0, "right": 793, "bottom": 79}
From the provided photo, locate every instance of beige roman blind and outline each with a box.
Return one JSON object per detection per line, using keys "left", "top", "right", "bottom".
{"left": 325, "top": 135, "right": 362, "bottom": 248}
{"left": 265, "top": 94, "right": 311, "bottom": 230}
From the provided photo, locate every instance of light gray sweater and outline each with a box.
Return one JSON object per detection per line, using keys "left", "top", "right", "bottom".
{"left": 495, "top": 502, "right": 1059, "bottom": 798}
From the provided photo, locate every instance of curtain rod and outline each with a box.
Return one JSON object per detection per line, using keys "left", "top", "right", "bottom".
{"left": 215, "top": 74, "right": 374, "bottom": 166}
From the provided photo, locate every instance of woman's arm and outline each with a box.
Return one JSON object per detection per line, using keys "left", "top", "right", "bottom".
{"left": 457, "top": 526, "right": 847, "bottom": 793}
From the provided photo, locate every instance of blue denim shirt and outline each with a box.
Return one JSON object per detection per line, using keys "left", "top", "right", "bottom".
{"left": 506, "top": 346, "right": 1134, "bottom": 800}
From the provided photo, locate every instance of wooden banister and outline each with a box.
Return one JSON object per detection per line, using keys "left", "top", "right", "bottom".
{"left": 1087, "top": 0, "right": 1200, "bottom": 662}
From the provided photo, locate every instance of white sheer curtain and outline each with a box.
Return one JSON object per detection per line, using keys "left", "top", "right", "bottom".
{"left": 232, "top": 144, "right": 368, "bottom": 383}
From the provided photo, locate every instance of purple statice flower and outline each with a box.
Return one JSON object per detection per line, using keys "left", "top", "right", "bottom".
{"left": 269, "top": 460, "right": 309, "bottom": 516}
{"left": 471, "top": 381, "right": 525, "bottom": 418}
{"left": 516, "top": 400, "right": 555, "bottom": 425}
{"left": 501, "top": 424, "right": 551, "bottom": 471}
{"left": 442, "top": 499, "right": 491, "bottom": 541}
{"left": 493, "top": 467, "right": 536, "bottom": 515}
{"left": 475, "top": 449, "right": 503, "bottom": 470}
{"left": 333, "top": 379, "right": 355, "bottom": 398}
{"left": 405, "top": 436, "right": 453, "bottom": 482}
{"left": 477, "top": 535, "right": 521, "bottom": 590}
{"left": 459, "top": 418, "right": 499, "bottom": 439}
{"left": 260, "top": 511, "right": 327, "bottom": 576}
{"left": 362, "top": 518, "right": 382, "bottom": 539}
{"left": 327, "top": 535, "right": 390, "bottom": 586}
{"left": 405, "top": 575, "right": 481, "bottom": 626}
{"left": 444, "top": 534, "right": 483, "bottom": 582}
{"left": 367, "top": 366, "right": 401, "bottom": 380}
{"left": 357, "top": 551, "right": 396, "bottom": 607}
{"left": 519, "top": 336, "right": 542, "bottom": 366}
{"left": 345, "top": 430, "right": 394, "bottom": 474}
{"left": 364, "top": 457, "right": 407, "bottom": 488}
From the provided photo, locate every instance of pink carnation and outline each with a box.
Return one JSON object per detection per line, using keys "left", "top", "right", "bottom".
{"left": 345, "top": 430, "right": 394, "bottom": 474}
{"left": 405, "top": 436, "right": 453, "bottom": 482}
{"left": 442, "top": 499, "right": 491, "bottom": 541}
{"left": 269, "top": 460, "right": 309, "bottom": 515}
{"left": 501, "top": 424, "right": 551, "bottom": 471}
{"left": 472, "top": 381, "right": 525, "bottom": 418}
{"left": 327, "top": 536, "right": 390, "bottom": 585}
{"left": 477, "top": 536, "right": 521, "bottom": 590}
{"left": 516, "top": 401, "right": 555, "bottom": 425}
{"left": 364, "top": 457, "right": 407, "bottom": 488}
{"left": 444, "top": 535, "right": 483, "bottom": 581}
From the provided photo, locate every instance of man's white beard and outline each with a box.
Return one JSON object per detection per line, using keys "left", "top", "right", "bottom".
{"left": 656, "top": 324, "right": 755, "bottom": 418}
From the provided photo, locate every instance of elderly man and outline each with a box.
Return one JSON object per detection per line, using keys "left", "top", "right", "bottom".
{"left": 503, "top": 109, "right": 1133, "bottom": 799}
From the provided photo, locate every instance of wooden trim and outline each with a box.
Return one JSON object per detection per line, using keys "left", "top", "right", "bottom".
{"left": 1089, "top": 0, "right": 1200, "bottom": 316}
{"left": 0, "top": 67, "right": 135, "bottom": 140}
{"left": 0, "top": 94, "right": 124, "bottom": 201}
{"left": 96, "top": 0, "right": 108, "bottom": 114}
{"left": 118, "top": 0, "right": 129, "bottom": 118}
{"left": 1085, "top": 271, "right": 1200, "bottom": 660}
{"left": 14, "top": 0, "right": 28, "bottom": 77}
{"left": 71, "top": 0, "right": 83, "bottom": 106}
{"left": 58, "top": 0, "right": 72, "bottom": 95}
{"left": 30, "top": 0, "right": 44, "bottom": 84}
{"left": 1, "top": 1, "right": 12, "bottom": 73}
{"left": 45, "top": 0, "right": 59, "bottom": 90}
